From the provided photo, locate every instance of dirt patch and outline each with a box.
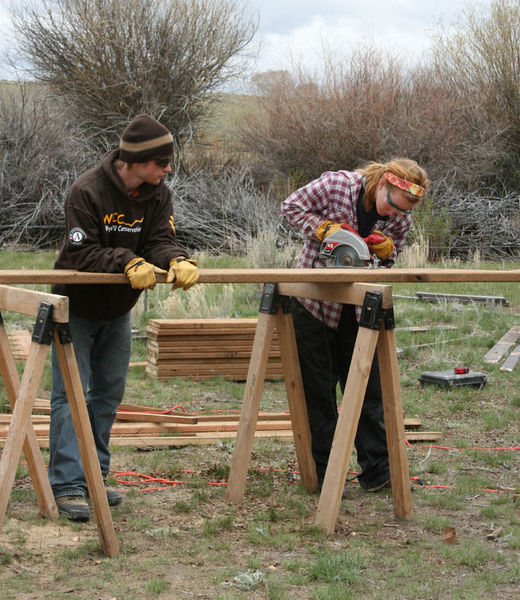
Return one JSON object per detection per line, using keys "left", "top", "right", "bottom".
{"left": 1, "top": 518, "right": 95, "bottom": 554}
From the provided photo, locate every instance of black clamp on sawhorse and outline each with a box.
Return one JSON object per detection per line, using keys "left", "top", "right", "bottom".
{"left": 226, "top": 281, "right": 412, "bottom": 535}
{"left": 0, "top": 285, "right": 118, "bottom": 557}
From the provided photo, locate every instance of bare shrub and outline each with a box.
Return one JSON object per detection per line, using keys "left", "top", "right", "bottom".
{"left": 242, "top": 45, "right": 509, "bottom": 192}
{"left": 438, "top": 189, "right": 520, "bottom": 259}
{"left": 169, "top": 167, "right": 280, "bottom": 253}
{"left": 385, "top": 65, "right": 508, "bottom": 190}
{"left": 12, "top": 0, "right": 257, "bottom": 155}
{"left": 431, "top": 0, "right": 520, "bottom": 187}
{"left": 433, "top": 0, "right": 520, "bottom": 137}
{"left": 241, "top": 47, "right": 406, "bottom": 182}
{"left": 0, "top": 84, "right": 92, "bottom": 248}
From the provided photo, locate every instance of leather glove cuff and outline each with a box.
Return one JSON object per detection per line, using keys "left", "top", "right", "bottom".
{"left": 124, "top": 257, "right": 144, "bottom": 274}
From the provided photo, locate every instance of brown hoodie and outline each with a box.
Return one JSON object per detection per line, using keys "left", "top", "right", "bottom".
{"left": 52, "top": 149, "right": 188, "bottom": 320}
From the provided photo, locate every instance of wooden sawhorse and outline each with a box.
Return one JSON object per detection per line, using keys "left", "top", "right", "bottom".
{"left": 0, "top": 285, "right": 118, "bottom": 557}
{"left": 226, "top": 281, "right": 412, "bottom": 535}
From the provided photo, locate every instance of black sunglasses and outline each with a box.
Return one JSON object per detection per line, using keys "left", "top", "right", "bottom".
{"left": 155, "top": 157, "right": 171, "bottom": 168}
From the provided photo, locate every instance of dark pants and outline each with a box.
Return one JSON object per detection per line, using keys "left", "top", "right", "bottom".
{"left": 291, "top": 299, "right": 390, "bottom": 489}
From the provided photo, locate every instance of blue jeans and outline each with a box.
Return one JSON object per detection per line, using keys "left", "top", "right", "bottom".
{"left": 48, "top": 312, "right": 131, "bottom": 498}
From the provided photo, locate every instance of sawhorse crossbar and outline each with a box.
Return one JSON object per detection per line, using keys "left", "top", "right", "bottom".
{"left": 0, "top": 285, "right": 118, "bottom": 557}
{"left": 226, "top": 281, "right": 412, "bottom": 535}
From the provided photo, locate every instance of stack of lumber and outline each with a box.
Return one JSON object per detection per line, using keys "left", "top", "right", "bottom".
{"left": 146, "top": 318, "right": 283, "bottom": 381}
{"left": 6, "top": 329, "right": 31, "bottom": 360}
{"left": 5, "top": 328, "right": 145, "bottom": 369}
{"left": 0, "top": 398, "right": 443, "bottom": 449}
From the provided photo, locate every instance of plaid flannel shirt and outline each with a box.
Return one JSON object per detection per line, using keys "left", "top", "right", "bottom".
{"left": 281, "top": 170, "right": 412, "bottom": 329}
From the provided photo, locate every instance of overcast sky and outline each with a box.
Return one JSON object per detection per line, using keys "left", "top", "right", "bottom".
{"left": 0, "top": 0, "right": 472, "bottom": 80}
{"left": 246, "top": 0, "right": 470, "bottom": 73}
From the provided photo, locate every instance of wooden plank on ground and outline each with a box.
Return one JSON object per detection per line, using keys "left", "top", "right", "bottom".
{"left": 395, "top": 326, "right": 457, "bottom": 332}
{"left": 146, "top": 367, "right": 284, "bottom": 381}
{"left": 32, "top": 398, "right": 199, "bottom": 420}
{"left": 500, "top": 344, "right": 520, "bottom": 372}
{"left": 115, "top": 411, "right": 198, "bottom": 424}
{"left": 0, "top": 414, "right": 50, "bottom": 424}
{"left": 0, "top": 428, "right": 443, "bottom": 449}
{"left": 109, "top": 431, "right": 295, "bottom": 447}
{"left": 404, "top": 431, "right": 443, "bottom": 441}
{"left": 0, "top": 421, "right": 187, "bottom": 438}
{"left": 0, "top": 411, "right": 423, "bottom": 429}
{"left": 416, "top": 292, "right": 509, "bottom": 306}
{"left": 195, "top": 411, "right": 289, "bottom": 422}
{"left": 0, "top": 407, "right": 438, "bottom": 448}
{"left": 0, "top": 430, "right": 296, "bottom": 449}
{"left": 483, "top": 326, "right": 520, "bottom": 363}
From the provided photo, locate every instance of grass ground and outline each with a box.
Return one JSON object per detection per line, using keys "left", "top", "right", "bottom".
{"left": 0, "top": 250, "right": 519, "bottom": 599}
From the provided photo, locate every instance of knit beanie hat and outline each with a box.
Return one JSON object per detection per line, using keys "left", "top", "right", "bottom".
{"left": 119, "top": 114, "right": 174, "bottom": 163}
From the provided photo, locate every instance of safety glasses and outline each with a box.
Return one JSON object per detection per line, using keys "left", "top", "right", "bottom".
{"left": 386, "top": 189, "right": 412, "bottom": 214}
{"left": 155, "top": 157, "right": 171, "bottom": 168}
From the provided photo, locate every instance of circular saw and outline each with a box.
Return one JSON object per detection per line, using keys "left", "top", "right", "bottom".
{"left": 319, "top": 227, "right": 383, "bottom": 268}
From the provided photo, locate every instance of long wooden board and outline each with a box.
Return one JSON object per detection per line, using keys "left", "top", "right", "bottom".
{"left": 0, "top": 411, "right": 424, "bottom": 428}
{"left": 148, "top": 350, "right": 282, "bottom": 360}
{"left": 0, "top": 409, "right": 439, "bottom": 449}
{"left": 2, "top": 268, "right": 520, "bottom": 285}
{"left": 0, "top": 420, "right": 295, "bottom": 437}
{"left": 147, "top": 340, "right": 265, "bottom": 350}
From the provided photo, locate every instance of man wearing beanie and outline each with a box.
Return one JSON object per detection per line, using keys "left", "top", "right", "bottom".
{"left": 50, "top": 114, "right": 198, "bottom": 521}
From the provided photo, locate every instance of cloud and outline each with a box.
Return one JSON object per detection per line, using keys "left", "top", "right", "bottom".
{"left": 248, "top": 0, "right": 468, "bottom": 72}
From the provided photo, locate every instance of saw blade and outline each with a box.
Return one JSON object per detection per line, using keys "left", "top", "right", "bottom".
{"left": 331, "top": 246, "right": 370, "bottom": 267}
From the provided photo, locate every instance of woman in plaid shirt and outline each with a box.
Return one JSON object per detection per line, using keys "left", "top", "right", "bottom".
{"left": 281, "top": 158, "right": 429, "bottom": 492}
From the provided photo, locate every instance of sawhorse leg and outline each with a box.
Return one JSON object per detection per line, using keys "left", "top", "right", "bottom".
{"left": 0, "top": 336, "right": 55, "bottom": 524}
{"left": 0, "top": 312, "right": 58, "bottom": 519}
{"left": 53, "top": 326, "right": 119, "bottom": 557}
{"left": 377, "top": 325, "right": 412, "bottom": 520}
{"left": 226, "top": 284, "right": 316, "bottom": 504}
{"left": 0, "top": 298, "right": 118, "bottom": 557}
{"left": 314, "top": 291, "right": 412, "bottom": 534}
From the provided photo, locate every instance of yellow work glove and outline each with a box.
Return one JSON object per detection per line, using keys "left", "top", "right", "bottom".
{"left": 316, "top": 221, "right": 345, "bottom": 241}
{"left": 124, "top": 257, "right": 166, "bottom": 290}
{"left": 369, "top": 230, "right": 395, "bottom": 260}
{"left": 167, "top": 257, "right": 199, "bottom": 290}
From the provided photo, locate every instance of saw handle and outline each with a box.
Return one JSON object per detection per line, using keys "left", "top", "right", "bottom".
{"left": 340, "top": 223, "right": 386, "bottom": 246}
{"left": 364, "top": 231, "right": 387, "bottom": 246}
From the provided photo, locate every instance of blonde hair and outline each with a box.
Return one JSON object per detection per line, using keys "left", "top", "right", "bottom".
{"left": 357, "top": 158, "right": 429, "bottom": 212}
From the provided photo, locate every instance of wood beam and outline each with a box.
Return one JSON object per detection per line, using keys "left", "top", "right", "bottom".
{"left": 1, "top": 267, "right": 520, "bottom": 285}
{"left": 0, "top": 285, "right": 68, "bottom": 321}
{"left": 278, "top": 282, "right": 393, "bottom": 307}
